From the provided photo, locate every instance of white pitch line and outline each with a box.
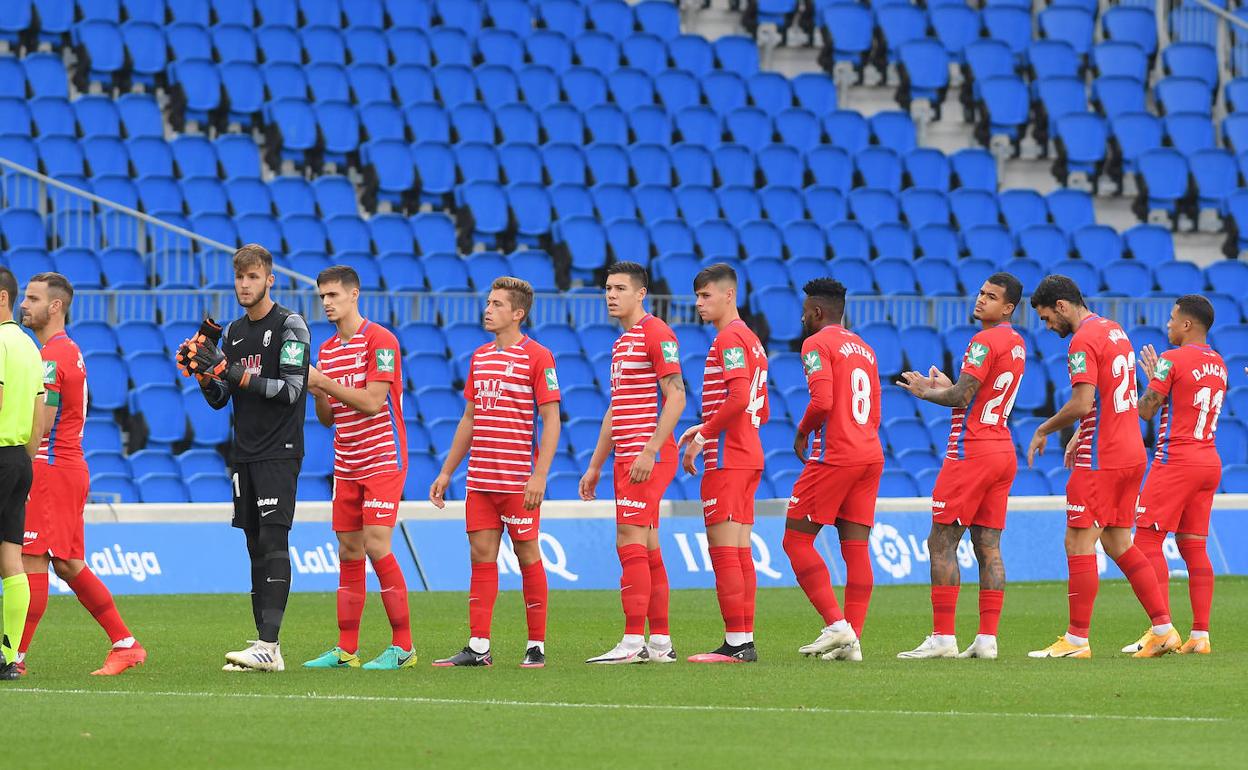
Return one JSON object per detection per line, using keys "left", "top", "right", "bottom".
{"left": 0, "top": 688, "right": 1232, "bottom": 723}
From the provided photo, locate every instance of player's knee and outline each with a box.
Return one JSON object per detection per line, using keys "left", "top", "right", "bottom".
{"left": 257, "top": 525, "right": 290, "bottom": 557}
{"left": 51, "top": 558, "right": 84, "bottom": 581}
{"left": 513, "top": 539, "right": 541, "bottom": 566}
{"left": 365, "top": 541, "right": 392, "bottom": 562}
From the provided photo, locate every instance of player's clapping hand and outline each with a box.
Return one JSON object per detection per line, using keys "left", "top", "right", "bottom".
{"left": 429, "top": 473, "right": 450, "bottom": 509}
{"left": 894, "top": 370, "right": 930, "bottom": 399}
{"left": 1063, "top": 429, "right": 1081, "bottom": 469}
{"left": 678, "top": 423, "right": 704, "bottom": 475}
{"left": 793, "top": 430, "right": 808, "bottom": 462}
{"left": 522, "top": 473, "right": 546, "bottom": 511}
{"left": 629, "top": 449, "right": 655, "bottom": 483}
{"left": 1026, "top": 429, "right": 1047, "bottom": 469}
{"left": 578, "top": 466, "right": 600, "bottom": 501}
{"left": 1139, "top": 344, "right": 1159, "bottom": 380}
{"left": 307, "top": 366, "right": 329, "bottom": 395}
{"left": 927, "top": 365, "right": 952, "bottom": 388}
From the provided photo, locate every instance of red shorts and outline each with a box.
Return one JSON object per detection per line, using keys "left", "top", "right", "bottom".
{"left": 786, "top": 461, "right": 883, "bottom": 528}
{"left": 701, "top": 468, "right": 762, "bottom": 526}
{"left": 22, "top": 462, "right": 89, "bottom": 560}
{"left": 931, "top": 452, "right": 1016, "bottom": 531}
{"left": 614, "top": 459, "right": 677, "bottom": 528}
{"left": 1065, "top": 463, "right": 1145, "bottom": 529}
{"left": 332, "top": 470, "right": 406, "bottom": 531}
{"left": 1135, "top": 463, "right": 1220, "bottom": 536}
{"left": 465, "top": 490, "right": 540, "bottom": 541}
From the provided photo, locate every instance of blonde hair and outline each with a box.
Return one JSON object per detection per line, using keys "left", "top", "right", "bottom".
{"left": 490, "top": 276, "right": 534, "bottom": 323}
{"left": 233, "top": 243, "right": 273, "bottom": 273}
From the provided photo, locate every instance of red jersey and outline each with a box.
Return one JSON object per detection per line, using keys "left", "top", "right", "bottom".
{"left": 37, "top": 332, "right": 86, "bottom": 470}
{"left": 1150, "top": 343, "right": 1227, "bottom": 467}
{"left": 316, "top": 320, "right": 407, "bottom": 480}
{"left": 609, "top": 314, "right": 681, "bottom": 463}
{"left": 464, "top": 336, "right": 560, "bottom": 494}
{"left": 1068, "top": 314, "right": 1146, "bottom": 470}
{"left": 700, "top": 319, "right": 768, "bottom": 471}
{"left": 946, "top": 323, "right": 1027, "bottom": 459}
{"left": 798, "top": 325, "right": 883, "bottom": 466}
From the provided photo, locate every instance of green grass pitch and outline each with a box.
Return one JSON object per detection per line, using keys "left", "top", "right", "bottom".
{"left": 4, "top": 579, "right": 1245, "bottom": 768}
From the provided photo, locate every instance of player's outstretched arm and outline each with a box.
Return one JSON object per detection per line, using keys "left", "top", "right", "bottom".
{"left": 430, "top": 402, "right": 474, "bottom": 508}
{"left": 578, "top": 407, "right": 614, "bottom": 501}
{"left": 525, "top": 401, "right": 561, "bottom": 510}
{"left": 1027, "top": 383, "right": 1095, "bottom": 467}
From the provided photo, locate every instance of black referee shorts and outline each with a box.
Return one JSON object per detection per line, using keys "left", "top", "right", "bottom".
{"left": 231, "top": 458, "right": 300, "bottom": 531}
{"left": 0, "top": 446, "right": 33, "bottom": 546}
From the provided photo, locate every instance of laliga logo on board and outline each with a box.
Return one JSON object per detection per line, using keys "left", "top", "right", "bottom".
{"left": 290, "top": 541, "right": 374, "bottom": 575}
{"left": 90, "top": 545, "right": 163, "bottom": 583}
{"left": 499, "top": 532, "right": 579, "bottom": 581}
{"left": 870, "top": 523, "right": 911, "bottom": 579}
{"left": 670, "top": 532, "right": 783, "bottom": 579}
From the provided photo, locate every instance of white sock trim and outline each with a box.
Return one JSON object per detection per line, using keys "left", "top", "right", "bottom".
{"left": 468, "top": 637, "right": 490, "bottom": 654}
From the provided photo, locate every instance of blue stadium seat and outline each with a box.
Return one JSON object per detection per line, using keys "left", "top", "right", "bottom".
{"left": 1093, "top": 75, "right": 1146, "bottom": 119}
{"left": 1102, "top": 260, "right": 1153, "bottom": 296}
{"left": 1093, "top": 41, "right": 1148, "bottom": 83}
{"left": 931, "top": 5, "right": 981, "bottom": 65}
{"left": 1102, "top": 6, "right": 1157, "bottom": 56}
{"left": 1070, "top": 225, "right": 1123, "bottom": 270}
{"left": 878, "top": 469, "right": 920, "bottom": 498}
{"left": 1164, "top": 42, "right": 1219, "bottom": 91}
{"left": 1156, "top": 76, "right": 1213, "bottom": 117}
{"left": 761, "top": 185, "right": 804, "bottom": 225}
{"left": 819, "top": 4, "right": 873, "bottom": 72}
{"left": 1136, "top": 148, "right": 1190, "bottom": 217}
{"left": 1039, "top": 7, "right": 1094, "bottom": 58}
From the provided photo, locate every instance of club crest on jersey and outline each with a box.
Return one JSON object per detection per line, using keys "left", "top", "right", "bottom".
{"left": 661, "top": 341, "right": 679, "bottom": 363}
{"left": 376, "top": 348, "right": 395, "bottom": 373}
{"left": 263, "top": 330, "right": 272, "bottom": 347}
{"left": 544, "top": 367, "right": 559, "bottom": 391}
{"left": 42, "top": 360, "right": 56, "bottom": 385}
{"left": 723, "top": 346, "right": 745, "bottom": 370}
{"left": 1011, "top": 345, "right": 1026, "bottom": 361}
{"left": 280, "top": 341, "right": 306, "bottom": 367}
{"left": 802, "top": 350, "right": 822, "bottom": 374}
{"left": 1068, "top": 351, "right": 1087, "bottom": 374}
{"left": 1154, "top": 358, "right": 1173, "bottom": 381}
{"left": 477, "top": 379, "right": 503, "bottom": 411}
{"left": 965, "top": 342, "right": 988, "bottom": 367}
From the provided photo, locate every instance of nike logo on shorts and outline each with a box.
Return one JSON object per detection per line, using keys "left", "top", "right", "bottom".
{"left": 375, "top": 512, "right": 393, "bottom": 519}
{"left": 517, "top": 527, "right": 533, "bottom": 534}
{"left": 260, "top": 509, "right": 275, "bottom": 517}
{"left": 622, "top": 510, "right": 640, "bottom": 517}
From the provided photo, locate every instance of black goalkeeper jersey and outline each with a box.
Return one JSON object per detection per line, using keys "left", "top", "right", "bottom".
{"left": 200, "top": 303, "right": 310, "bottom": 464}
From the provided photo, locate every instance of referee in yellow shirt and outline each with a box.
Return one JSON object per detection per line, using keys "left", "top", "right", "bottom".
{"left": 0, "top": 267, "right": 45, "bottom": 680}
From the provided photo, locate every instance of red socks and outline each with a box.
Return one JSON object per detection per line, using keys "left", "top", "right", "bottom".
{"left": 336, "top": 557, "right": 366, "bottom": 653}
{"left": 68, "top": 567, "right": 130, "bottom": 644}
{"left": 978, "top": 589, "right": 1004, "bottom": 636}
{"left": 646, "top": 548, "right": 670, "bottom": 635}
{"left": 373, "top": 553, "right": 412, "bottom": 650}
{"left": 469, "top": 562, "right": 499, "bottom": 639}
{"left": 1133, "top": 527, "right": 1170, "bottom": 614}
{"left": 19, "top": 571, "right": 49, "bottom": 654}
{"left": 1066, "top": 554, "right": 1098, "bottom": 638}
{"left": 1178, "top": 538, "right": 1214, "bottom": 632}
{"left": 840, "top": 539, "right": 873, "bottom": 637}
{"left": 738, "top": 546, "right": 756, "bottom": 632}
{"left": 782, "top": 529, "right": 844, "bottom": 624}
{"left": 709, "top": 545, "right": 746, "bottom": 633}
{"left": 931, "top": 585, "right": 959, "bottom": 636}
{"left": 1115, "top": 545, "right": 1171, "bottom": 626}
{"left": 618, "top": 544, "right": 650, "bottom": 636}
{"left": 520, "top": 560, "right": 547, "bottom": 642}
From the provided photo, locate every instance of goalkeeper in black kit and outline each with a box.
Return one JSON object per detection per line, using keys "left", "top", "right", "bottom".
{"left": 178, "top": 245, "right": 310, "bottom": 672}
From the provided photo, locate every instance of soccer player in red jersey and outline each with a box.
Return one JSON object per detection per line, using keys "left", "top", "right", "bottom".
{"left": 580, "top": 262, "right": 685, "bottom": 665}
{"left": 430, "top": 277, "right": 561, "bottom": 668}
{"left": 1025, "top": 276, "right": 1176, "bottom": 659}
{"left": 782, "top": 279, "right": 881, "bottom": 663}
{"left": 1122, "top": 295, "right": 1226, "bottom": 656}
{"left": 17, "top": 273, "right": 146, "bottom": 676}
{"left": 301, "top": 266, "right": 413, "bottom": 671}
{"left": 896, "top": 274, "right": 1025, "bottom": 661}
{"left": 678, "top": 264, "right": 769, "bottom": 664}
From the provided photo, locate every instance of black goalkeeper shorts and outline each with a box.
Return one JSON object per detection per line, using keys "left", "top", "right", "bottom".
{"left": 0, "top": 446, "right": 33, "bottom": 546}
{"left": 231, "top": 459, "right": 300, "bottom": 531}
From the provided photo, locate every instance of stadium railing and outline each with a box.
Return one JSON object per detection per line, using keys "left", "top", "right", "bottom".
{"left": 0, "top": 157, "right": 313, "bottom": 289}
{"left": 1165, "top": 0, "right": 1248, "bottom": 121}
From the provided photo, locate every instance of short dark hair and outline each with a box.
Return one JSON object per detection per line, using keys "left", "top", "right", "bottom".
{"left": 1029, "top": 274, "right": 1085, "bottom": 310}
{"left": 29, "top": 271, "right": 74, "bottom": 309}
{"left": 0, "top": 267, "right": 17, "bottom": 312}
{"left": 606, "top": 261, "right": 648, "bottom": 289}
{"left": 693, "top": 262, "right": 737, "bottom": 292}
{"left": 317, "top": 265, "right": 360, "bottom": 290}
{"left": 986, "top": 272, "right": 1023, "bottom": 309}
{"left": 233, "top": 243, "right": 273, "bottom": 274}
{"left": 1175, "top": 294, "right": 1215, "bottom": 330}
{"left": 802, "top": 277, "right": 847, "bottom": 322}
